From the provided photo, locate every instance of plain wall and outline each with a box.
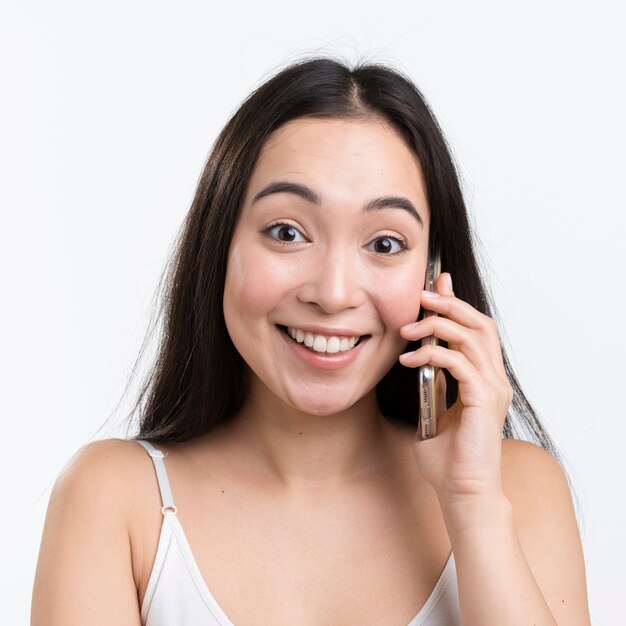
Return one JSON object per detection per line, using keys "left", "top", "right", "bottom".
{"left": 2, "top": 1, "right": 624, "bottom": 623}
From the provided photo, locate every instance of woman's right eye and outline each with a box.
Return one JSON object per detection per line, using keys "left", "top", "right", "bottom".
{"left": 262, "top": 222, "right": 307, "bottom": 244}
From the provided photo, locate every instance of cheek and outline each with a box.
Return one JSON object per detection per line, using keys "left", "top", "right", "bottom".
{"left": 224, "top": 245, "right": 273, "bottom": 324}
{"left": 368, "top": 265, "right": 424, "bottom": 329}
{"left": 223, "top": 243, "right": 301, "bottom": 326}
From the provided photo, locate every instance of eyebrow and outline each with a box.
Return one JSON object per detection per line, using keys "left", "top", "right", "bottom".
{"left": 251, "top": 180, "right": 424, "bottom": 227}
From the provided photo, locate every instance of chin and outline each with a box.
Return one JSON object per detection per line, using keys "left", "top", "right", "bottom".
{"left": 283, "top": 388, "right": 367, "bottom": 417}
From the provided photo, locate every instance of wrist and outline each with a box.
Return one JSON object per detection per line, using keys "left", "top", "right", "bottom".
{"left": 438, "top": 492, "right": 514, "bottom": 538}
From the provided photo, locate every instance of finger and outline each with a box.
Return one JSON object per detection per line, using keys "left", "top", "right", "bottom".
{"left": 401, "top": 344, "right": 505, "bottom": 417}
{"left": 401, "top": 316, "right": 498, "bottom": 375}
{"left": 420, "top": 290, "right": 491, "bottom": 330}
{"left": 436, "top": 272, "right": 454, "bottom": 296}
{"left": 419, "top": 290, "right": 502, "bottom": 364}
{"left": 399, "top": 344, "right": 481, "bottom": 393}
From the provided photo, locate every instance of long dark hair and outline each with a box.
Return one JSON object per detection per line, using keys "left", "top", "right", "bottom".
{"left": 123, "top": 56, "right": 563, "bottom": 470}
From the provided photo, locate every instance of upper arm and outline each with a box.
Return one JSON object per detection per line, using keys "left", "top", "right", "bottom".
{"left": 501, "top": 438, "right": 591, "bottom": 625}
{"left": 31, "top": 439, "right": 142, "bottom": 626}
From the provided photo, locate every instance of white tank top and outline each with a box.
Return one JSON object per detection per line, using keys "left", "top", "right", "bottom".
{"left": 136, "top": 439, "right": 463, "bottom": 625}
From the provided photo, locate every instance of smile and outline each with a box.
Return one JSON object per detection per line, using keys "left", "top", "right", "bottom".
{"left": 280, "top": 325, "right": 365, "bottom": 354}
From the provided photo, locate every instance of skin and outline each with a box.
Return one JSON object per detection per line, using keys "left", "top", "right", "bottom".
{"left": 221, "top": 115, "right": 430, "bottom": 484}
{"left": 31, "top": 116, "right": 591, "bottom": 625}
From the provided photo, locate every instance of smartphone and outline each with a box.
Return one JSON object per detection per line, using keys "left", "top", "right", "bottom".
{"left": 418, "top": 244, "right": 442, "bottom": 439}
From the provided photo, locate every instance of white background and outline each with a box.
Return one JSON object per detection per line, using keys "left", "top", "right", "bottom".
{"left": 2, "top": 1, "right": 624, "bottom": 623}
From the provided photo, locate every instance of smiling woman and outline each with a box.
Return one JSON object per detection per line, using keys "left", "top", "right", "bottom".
{"left": 31, "top": 57, "right": 591, "bottom": 625}
{"left": 223, "top": 117, "right": 429, "bottom": 408}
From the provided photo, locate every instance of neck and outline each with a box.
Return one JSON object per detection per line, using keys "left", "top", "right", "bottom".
{"left": 225, "top": 379, "right": 396, "bottom": 489}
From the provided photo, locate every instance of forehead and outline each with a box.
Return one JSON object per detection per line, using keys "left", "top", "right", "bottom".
{"left": 244, "top": 117, "right": 428, "bottom": 213}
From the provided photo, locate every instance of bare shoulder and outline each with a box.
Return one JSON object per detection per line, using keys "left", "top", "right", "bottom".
{"left": 500, "top": 438, "right": 574, "bottom": 527}
{"left": 500, "top": 438, "right": 591, "bottom": 623}
{"left": 31, "top": 438, "right": 149, "bottom": 626}
{"left": 48, "top": 438, "right": 154, "bottom": 524}
{"left": 56, "top": 437, "right": 148, "bottom": 488}
{"left": 501, "top": 437, "right": 569, "bottom": 492}
{"left": 500, "top": 437, "right": 579, "bottom": 545}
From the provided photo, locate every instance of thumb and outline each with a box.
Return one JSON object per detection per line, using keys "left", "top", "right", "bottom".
{"left": 436, "top": 272, "right": 454, "bottom": 296}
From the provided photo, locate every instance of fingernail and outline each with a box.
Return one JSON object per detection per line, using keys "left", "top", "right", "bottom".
{"left": 422, "top": 290, "right": 440, "bottom": 299}
{"left": 444, "top": 273, "right": 453, "bottom": 293}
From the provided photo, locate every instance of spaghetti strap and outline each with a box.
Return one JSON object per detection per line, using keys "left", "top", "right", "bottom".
{"left": 136, "top": 440, "right": 177, "bottom": 515}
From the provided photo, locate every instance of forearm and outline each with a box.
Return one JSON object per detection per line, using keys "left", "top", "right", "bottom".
{"left": 440, "top": 494, "right": 558, "bottom": 626}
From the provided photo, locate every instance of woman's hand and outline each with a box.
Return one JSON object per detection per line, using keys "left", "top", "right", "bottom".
{"left": 398, "top": 273, "right": 513, "bottom": 506}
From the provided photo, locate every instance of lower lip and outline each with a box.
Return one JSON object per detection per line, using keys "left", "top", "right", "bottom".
{"left": 278, "top": 327, "right": 369, "bottom": 371}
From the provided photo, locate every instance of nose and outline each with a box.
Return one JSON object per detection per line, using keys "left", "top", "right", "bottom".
{"left": 296, "top": 244, "right": 366, "bottom": 314}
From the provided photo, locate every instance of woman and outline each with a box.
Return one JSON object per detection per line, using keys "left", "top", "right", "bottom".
{"left": 31, "top": 57, "right": 591, "bottom": 625}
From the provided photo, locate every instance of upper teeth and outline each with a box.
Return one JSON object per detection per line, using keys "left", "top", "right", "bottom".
{"left": 287, "top": 326, "right": 360, "bottom": 353}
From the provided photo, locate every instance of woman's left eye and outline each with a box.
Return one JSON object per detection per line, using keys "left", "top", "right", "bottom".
{"left": 367, "top": 236, "right": 408, "bottom": 255}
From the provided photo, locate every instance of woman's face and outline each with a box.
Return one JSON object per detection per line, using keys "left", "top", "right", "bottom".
{"left": 223, "top": 116, "right": 430, "bottom": 416}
